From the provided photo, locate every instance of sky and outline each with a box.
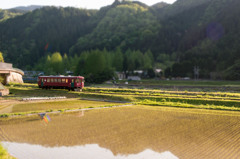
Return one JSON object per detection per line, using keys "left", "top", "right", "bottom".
{"left": 0, "top": 0, "right": 176, "bottom": 10}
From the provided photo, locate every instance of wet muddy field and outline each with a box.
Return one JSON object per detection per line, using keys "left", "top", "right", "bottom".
{"left": 1, "top": 106, "right": 240, "bottom": 159}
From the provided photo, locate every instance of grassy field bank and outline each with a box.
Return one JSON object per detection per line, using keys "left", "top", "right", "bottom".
{"left": 118, "top": 79, "right": 240, "bottom": 87}
{"left": 0, "top": 83, "right": 240, "bottom": 117}
{"left": 0, "top": 143, "right": 15, "bottom": 159}
{"left": 0, "top": 106, "right": 239, "bottom": 158}
{"left": 81, "top": 87, "right": 240, "bottom": 111}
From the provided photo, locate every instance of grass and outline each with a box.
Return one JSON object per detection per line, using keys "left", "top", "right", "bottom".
{"left": 5, "top": 84, "right": 79, "bottom": 99}
{"left": 11, "top": 99, "right": 124, "bottom": 113}
{"left": 0, "top": 106, "right": 239, "bottom": 158}
{"left": 118, "top": 79, "right": 240, "bottom": 87}
{"left": 82, "top": 87, "right": 240, "bottom": 111}
{"left": 1, "top": 83, "right": 240, "bottom": 115}
{"left": 78, "top": 92, "right": 136, "bottom": 102}
{"left": 0, "top": 143, "right": 15, "bottom": 159}
{"left": 138, "top": 100, "right": 240, "bottom": 111}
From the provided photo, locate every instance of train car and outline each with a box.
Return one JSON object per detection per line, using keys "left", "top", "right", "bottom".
{"left": 38, "top": 76, "right": 84, "bottom": 91}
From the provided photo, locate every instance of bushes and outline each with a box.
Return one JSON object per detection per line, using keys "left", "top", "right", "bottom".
{"left": 0, "top": 114, "right": 10, "bottom": 118}
{"left": 223, "top": 61, "right": 240, "bottom": 80}
{"left": 137, "top": 96, "right": 240, "bottom": 108}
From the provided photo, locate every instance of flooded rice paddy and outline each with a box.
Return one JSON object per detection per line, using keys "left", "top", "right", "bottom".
{"left": 1, "top": 106, "right": 240, "bottom": 159}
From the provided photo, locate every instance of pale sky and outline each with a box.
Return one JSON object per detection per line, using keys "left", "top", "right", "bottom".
{"left": 0, "top": 0, "right": 176, "bottom": 9}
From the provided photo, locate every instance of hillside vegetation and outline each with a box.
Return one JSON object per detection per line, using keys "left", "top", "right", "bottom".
{"left": 0, "top": 0, "right": 240, "bottom": 80}
{"left": 0, "top": 9, "right": 24, "bottom": 21}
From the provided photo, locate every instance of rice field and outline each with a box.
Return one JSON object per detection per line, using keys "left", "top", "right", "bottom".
{"left": 0, "top": 106, "right": 239, "bottom": 158}
{"left": 80, "top": 87, "right": 240, "bottom": 111}
{"left": 1, "top": 83, "right": 240, "bottom": 158}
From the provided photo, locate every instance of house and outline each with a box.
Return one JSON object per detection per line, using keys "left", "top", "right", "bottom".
{"left": 116, "top": 72, "right": 126, "bottom": 80}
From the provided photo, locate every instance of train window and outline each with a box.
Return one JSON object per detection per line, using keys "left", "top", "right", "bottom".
{"left": 58, "top": 79, "right": 61, "bottom": 83}
{"left": 66, "top": 79, "right": 68, "bottom": 83}
{"left": 62, "top": 79, "right": 65, "bottom": 83}
{"left": 44, "top": 79, "right": 46, "bottom": 82}
{"left": 72, "top": 79, "right": 74, "bottom": 83}
{"left": 54, "top": 79, "right": 57, "bottom": 82}
{"left": 41, "top": 79, "right": 43, "bottom": 82}
{"left": 51, "top": 79, "right": 54, "bottom": 82}
{"left": 76, "top": 79, "right": 80, "bottom": 83}
{"left": 47, "top": 79, "right": 50, "bottom": 82}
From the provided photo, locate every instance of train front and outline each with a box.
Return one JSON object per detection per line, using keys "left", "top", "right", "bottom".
{"left": 76, "top": 76, "right": 84, "bottom": 89}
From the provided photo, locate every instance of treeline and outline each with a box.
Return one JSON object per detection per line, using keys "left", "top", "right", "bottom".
{"left": 36, "top": 49, "right": 155, "bottom": 83}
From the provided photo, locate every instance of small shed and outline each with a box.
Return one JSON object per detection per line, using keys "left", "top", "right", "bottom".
{"left": 0, "top": 82, "right": 9, "bottom": 96}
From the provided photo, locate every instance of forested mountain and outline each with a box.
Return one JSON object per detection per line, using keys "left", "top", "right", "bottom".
{"left": 161, "top": 0, "right": 240, "bottom": 79}
{"left": 70, "top": 1, "right": 159, "bottom": 54}
{"left": 0, "top": 7, "right": 96, "bottom": 68}
{"left": 0, "top": 0, "right": 240, "bottom": 80}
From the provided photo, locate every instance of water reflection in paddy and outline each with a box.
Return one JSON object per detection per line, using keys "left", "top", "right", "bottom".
{"left": 2, "top": 142, "right": 178, "bottom": 159}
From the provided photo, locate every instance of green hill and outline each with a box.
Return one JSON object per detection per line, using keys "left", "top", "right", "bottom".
{"left": 0, "top": 0, "right": 240, "bottom": 80}
{"left": 0, "top": 7, "right": 96, "bottom": 67}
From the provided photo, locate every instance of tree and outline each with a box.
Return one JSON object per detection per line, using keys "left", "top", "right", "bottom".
{"left": 75, "top": 51, "right": 88, "bottom": 75}
{"left": 74, "top": 49, "right": 114, "bottom": 83}
{"left": 63, "top": 53, "right": 70, "bottom": 72}
{"left": 112, "top": 47, "right": 123, "bottom": 71}
{"left": 0, "top": 52, "right": 4, "bottom": 62}
{"left": 143, "top": 53, "right": 152, "bottom": 70}
{"left": 50, "top": 52, "right": 63, "bottom": 74}
{"left": 145, "top": 50, "right": 154, "bottom": 65}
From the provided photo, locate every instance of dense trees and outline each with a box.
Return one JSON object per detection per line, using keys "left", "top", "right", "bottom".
{"left": 37, "top": 48, "right": 154, "bottom": 83}
{"left": 0, "top": 7, "right": 96, "bottom": 68}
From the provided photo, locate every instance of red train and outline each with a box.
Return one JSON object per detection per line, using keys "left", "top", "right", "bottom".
{"left": 38, "top": 76, "right": 84, "bottom": 91}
